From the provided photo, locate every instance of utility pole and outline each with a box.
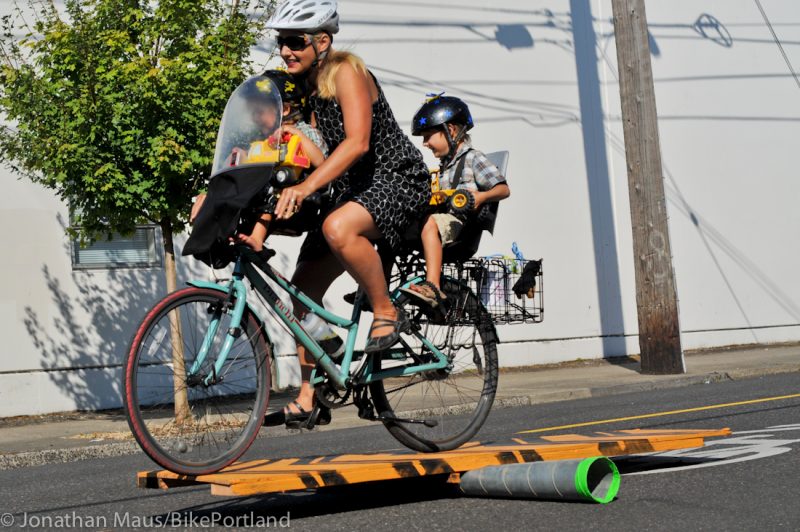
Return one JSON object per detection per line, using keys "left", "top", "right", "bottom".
{"left": 611, "top": 0, "right": 685, "bottom": 374}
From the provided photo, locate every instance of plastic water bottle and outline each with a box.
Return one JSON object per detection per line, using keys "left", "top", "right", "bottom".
{"left": 300, "top": 313, "right": 344, "bottom": 360}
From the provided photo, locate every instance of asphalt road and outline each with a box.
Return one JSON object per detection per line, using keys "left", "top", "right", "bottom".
{"left": 0, "top": 372, "right": 798, "bottom": 531}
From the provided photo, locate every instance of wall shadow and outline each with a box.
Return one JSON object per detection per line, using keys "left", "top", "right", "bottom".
{"left": 593, "top": 13, "right": 800, "bottom": 341}
{"left": 570, "top": 0, "right": 626, "bottom": 356}
{"left": 661, "top": 164, "right": 800, "bottom": 333}
{"left": 22, "top": 3, "right": 797, "bottom": 413}
{"left": 600, "top": 116, "right": 800, "bottom": 338}
{"left": 23, "top": 218, "right": 166, "bottom": 411}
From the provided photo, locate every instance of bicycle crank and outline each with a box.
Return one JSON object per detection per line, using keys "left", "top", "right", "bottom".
{"left": 314, "top": 379, "right": 351, "bottom": 409}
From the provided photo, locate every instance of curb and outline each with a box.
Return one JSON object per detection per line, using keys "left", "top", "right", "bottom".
{"left": 494, "top": 364, "right": 800, "bottom": 410}
{"left": 1, "top": 365, "right": 797, "bottom": 470}
{"left": 0, "top": 442, "right": 140, "bottom": 471}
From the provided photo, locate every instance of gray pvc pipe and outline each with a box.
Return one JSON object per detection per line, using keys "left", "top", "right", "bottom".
{"left": 459, "top": 457, "right": 620, "bottom": 504}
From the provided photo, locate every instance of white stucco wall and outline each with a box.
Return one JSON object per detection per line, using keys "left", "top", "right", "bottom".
{"left": 1, "top": 0, "right": 798, "bottom": 416}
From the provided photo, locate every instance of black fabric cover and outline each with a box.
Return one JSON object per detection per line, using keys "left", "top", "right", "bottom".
{"left": 182, "top": 166, "right": 273, "bottom": 268}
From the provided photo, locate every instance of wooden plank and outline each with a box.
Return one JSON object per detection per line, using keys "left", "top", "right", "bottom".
{"left": 137, "top": 428, "right": 730, "bottom": 496}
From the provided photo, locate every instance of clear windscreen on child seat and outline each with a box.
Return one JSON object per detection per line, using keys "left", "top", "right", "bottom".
{"left": 210, "top": 75, "right": 284, "bottom": 179}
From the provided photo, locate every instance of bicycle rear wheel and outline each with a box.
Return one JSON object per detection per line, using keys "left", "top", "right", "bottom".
{"left": 123, "top": 287, "right": 270, "bottom": 475}
{"left": 370, "top": 277, "right": 498, "bottom": 452}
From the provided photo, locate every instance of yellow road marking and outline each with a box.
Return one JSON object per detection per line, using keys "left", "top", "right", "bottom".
{"left": 518, "top": 392, "right": 800, "bottom": 434}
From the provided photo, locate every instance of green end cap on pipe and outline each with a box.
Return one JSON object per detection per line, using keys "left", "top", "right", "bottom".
{"left": 574, "top": 456, "right": 621, "bottom": 504}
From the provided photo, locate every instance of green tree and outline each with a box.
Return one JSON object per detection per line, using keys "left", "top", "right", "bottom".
{"left": 0, "top": 0, "right": 274, "bottom": 285}
{"left": 0, "top": 0, "right": 277, "bottom": 421}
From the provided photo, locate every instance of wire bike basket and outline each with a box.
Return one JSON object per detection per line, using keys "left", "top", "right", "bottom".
{"left": 444, "top": 257, "right": 544, "bottom": 325}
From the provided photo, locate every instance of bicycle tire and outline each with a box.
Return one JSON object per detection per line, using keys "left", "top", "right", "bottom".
{"left": 123, "top": 287, "right": 271, "bottom": 475}
{"left": 370, "top": 277, "right": 499, "bottom": 452}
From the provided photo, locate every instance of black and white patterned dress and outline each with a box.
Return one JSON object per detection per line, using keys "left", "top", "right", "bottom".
{"left": 297, "top": 73, "right": 431, "bottom": 262}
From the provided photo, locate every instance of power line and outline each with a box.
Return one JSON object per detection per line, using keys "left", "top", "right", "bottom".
{"left": 753, "top": 0, "right": 800, "bottom": 90}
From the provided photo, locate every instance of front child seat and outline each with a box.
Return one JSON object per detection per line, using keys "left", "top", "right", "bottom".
{"left": 442, "top": 150, "right": 509, "bottom": 263}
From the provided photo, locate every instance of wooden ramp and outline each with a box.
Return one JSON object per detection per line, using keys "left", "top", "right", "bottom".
{"left": 137, "top": 428, "right": 730, "bottom": 496}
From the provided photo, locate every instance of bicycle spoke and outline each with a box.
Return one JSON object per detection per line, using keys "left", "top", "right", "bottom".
{"left": 124, "top": 288, "right": 270, "bottom": 475}
{"left": 370, "top": 277, "right": 498, "bottom": 452}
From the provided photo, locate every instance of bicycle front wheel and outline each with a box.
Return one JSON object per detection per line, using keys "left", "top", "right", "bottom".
{"left": 123, "top": 287, "right": 270, "bottom": 475}
{"left": 370, "top": 278, "right": 499, "bottom": 452}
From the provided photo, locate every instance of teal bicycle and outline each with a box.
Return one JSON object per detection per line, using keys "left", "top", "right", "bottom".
{"left": 121, "top": 74, "right": 542, "bottom": 477}
{"left": 122, "top": 243, "right": 503, "bottom": 476}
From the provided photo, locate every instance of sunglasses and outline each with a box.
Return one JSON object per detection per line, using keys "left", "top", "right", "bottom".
{"left": 276, "top": 35, "right": 311, "bottom": 52}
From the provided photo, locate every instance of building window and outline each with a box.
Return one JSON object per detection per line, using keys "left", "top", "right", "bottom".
{"left": 72, "top": 226, "right": 162, "bottom": 270}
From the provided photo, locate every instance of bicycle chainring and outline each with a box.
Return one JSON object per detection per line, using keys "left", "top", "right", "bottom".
{"left": 314, "top": 378, "right": 351, "bottom": 409}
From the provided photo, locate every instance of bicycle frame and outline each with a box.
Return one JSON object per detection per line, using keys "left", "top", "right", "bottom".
{"left": 189, "top": 247, "right": 451, "bottom": 391}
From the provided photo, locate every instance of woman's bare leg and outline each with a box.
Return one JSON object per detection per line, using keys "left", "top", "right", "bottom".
{"left": 322, "top": 201, "right": 398, "bottom": 337}
{"left": 287, "top": 252, "right": 344, "bottom": 414}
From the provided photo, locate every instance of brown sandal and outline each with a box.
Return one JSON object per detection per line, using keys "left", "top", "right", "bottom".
{"left": 399, "top": 281, "right": 448, "bottom": 307}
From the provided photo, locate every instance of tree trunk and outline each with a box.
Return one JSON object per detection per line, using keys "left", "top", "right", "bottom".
{"left": 161, "top": 220, "right": 191, "bottom": 424}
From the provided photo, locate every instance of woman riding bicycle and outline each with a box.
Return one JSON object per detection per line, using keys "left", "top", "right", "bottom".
{"left": 263, "top": 0, "right": 431, "bottom": 428}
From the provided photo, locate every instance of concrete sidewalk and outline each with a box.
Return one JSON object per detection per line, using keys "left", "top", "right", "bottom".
{"left": 1, "top": 344, "right": 798, "bottom": 469}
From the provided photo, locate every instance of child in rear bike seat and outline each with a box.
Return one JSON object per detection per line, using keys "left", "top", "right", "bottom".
{"left": 233, "top": 69, "right": 328, "bottom": 252}
{"left": 190, "top": 69, "right": 328, "bottom": 251}
{"left": 401, "top": 94, "right": 510, "bottom": 307}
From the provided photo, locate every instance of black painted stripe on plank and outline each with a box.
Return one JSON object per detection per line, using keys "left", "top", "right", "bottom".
{"left": 518, "top": 450, "right": 543, "bottom": 462}
{"left": 138, "top": 475, "right": 161, "bottom": 489}
{"left": 319, "top": 471, "right": 349, "bottom": 486}
{"left": 392, "top": 462, "right": 421, "bottom": 478}
{"left": 496, "top": 452, "right": 521, "bottom": 464}
{"left": 419, "top": 459, "right": 454, "bottom": 475}
{"left": 298, "top": 473, "right": 320, "bottom": 489}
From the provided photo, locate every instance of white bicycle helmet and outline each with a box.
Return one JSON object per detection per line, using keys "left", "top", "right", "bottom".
{"left": 267, "top": 0, "right": 340, "bottom": 35}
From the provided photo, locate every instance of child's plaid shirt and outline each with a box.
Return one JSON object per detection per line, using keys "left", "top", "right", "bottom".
{"left": 439, "top": 141, "right": 505, "bottom": 192}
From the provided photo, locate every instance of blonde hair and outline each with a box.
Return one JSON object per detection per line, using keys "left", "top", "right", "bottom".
{"left": 314, "top": 43, "right": 368, "bottom": 100}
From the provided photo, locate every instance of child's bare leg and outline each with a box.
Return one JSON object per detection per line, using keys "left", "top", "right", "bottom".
{"left": 235, "top": 213, "right": 271, "bottom": 251}
{"left": 420, "top": 216, "right": 443, "bottom": 289}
